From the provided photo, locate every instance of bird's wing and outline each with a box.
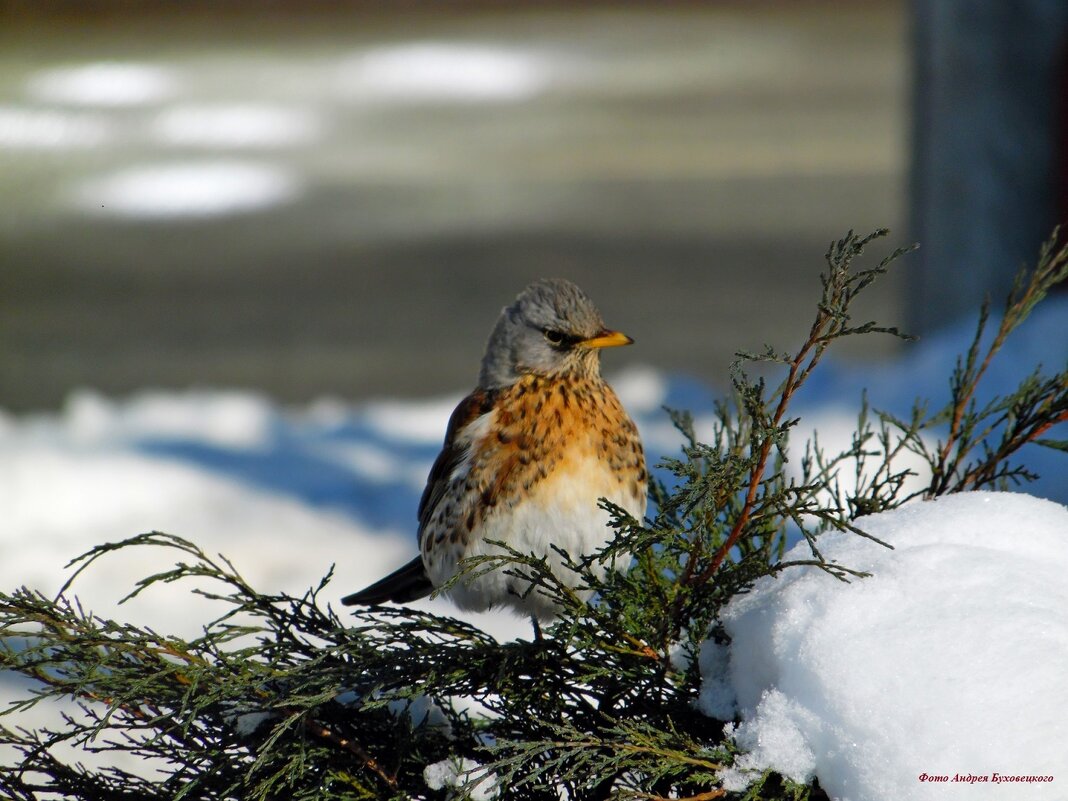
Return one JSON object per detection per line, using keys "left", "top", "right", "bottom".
{"left": 417, "top": 387, "right": 496, "bottom": 533}
{"left": 341, "top": 389, "right": 497, "bottom": 608}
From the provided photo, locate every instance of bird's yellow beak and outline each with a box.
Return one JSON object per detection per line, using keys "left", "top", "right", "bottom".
{"left": 581, "top": 329, "right": 634, "bottom": 349}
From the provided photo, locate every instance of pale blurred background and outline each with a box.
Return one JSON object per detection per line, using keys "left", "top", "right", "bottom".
{"left": 0, "top": 1, "right": 912, "bottom": 411}
{"left": 2, "top": 0, "right": 1066, "bottom": 412}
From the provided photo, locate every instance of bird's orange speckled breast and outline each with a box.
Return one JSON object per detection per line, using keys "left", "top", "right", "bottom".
{"left": 453, "top": 373, "right": 647, "bottom": 544}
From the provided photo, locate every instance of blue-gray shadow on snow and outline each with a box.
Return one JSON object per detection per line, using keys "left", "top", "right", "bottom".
{"left": 136, "top": 418, "right": 440, "bottom": 533}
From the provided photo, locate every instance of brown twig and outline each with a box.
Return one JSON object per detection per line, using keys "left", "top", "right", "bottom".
{"left": 300, "top": 717, "right": 398, "bottom": 790}
{"left": 632, "top": 790, "right": 726, "bottom": 801}
{"left": 691, "top": 324, "right": 824, "bottom": 589}
{"left": 930, "top": 231, "right": 1068, "bottom": 495}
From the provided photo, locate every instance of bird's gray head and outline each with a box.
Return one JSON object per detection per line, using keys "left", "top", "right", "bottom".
{"left": 477, "top": 278, "right": 632, "bottom": 389}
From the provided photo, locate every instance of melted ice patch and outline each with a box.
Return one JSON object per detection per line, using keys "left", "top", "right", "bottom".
{"left": 26, "top": 62, "right": 178, "bottom": 107}
{"left": 151, "top": 104, "right": 322, "bottom": 149}
{"left": 337, "top": 42, "right": 549, "bottom": 103}
{"left": 68, "top": 161, "right": 300, "bottom": 219}
{"left": 0, "top": 106, "right": 111, "bottom": 149}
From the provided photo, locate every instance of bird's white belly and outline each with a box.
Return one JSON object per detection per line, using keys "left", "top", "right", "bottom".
{"left": 434, "top": 455, "right": 645, "bottom": 620}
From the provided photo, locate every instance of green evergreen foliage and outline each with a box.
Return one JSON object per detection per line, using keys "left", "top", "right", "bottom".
{"left": 2, "top": 230, "right": 1066, "bottom": 800}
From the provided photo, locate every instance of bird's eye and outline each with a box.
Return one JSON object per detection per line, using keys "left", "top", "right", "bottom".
{"left": 542, "top": 328, "right": 566, "bottom": 346}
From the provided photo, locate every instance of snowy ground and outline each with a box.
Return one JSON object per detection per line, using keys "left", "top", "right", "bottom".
{"left": 1, "top": 297, "right": 1065, "bottom": 797}
{"left": 705, "top": 492, "right": 1068, "bottom": 801}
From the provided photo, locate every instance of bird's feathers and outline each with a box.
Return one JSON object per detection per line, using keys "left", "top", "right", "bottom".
{"left": 342, "top": 390, "right": 494, "bottom": 608}
{"left": 418, "top": 373, "right": 646, "bottom": 619}
{"left": 417, "top": 388, "right": 496, "bottom": 533}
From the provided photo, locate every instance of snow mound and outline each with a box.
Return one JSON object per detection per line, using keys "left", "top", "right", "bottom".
{"left": 708, "top": 492, "right": 1068, "bottom": 800}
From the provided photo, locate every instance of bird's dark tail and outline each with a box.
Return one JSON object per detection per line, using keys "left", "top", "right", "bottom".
{"left": 341, "top": 557, "right": 433, "bottom": 606}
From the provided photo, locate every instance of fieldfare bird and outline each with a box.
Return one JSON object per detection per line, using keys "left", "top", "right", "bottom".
{"left": 341, "top": 278, "right": 647, "bottom": 620}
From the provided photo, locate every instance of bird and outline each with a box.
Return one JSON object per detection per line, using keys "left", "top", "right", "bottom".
{"left": 341, "top": 278, "right": 647, "bottom": 621}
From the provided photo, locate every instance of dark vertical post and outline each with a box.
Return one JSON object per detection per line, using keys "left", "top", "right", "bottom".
{"left": 908, "top": 1, "right": 1068, "bottom": 333}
